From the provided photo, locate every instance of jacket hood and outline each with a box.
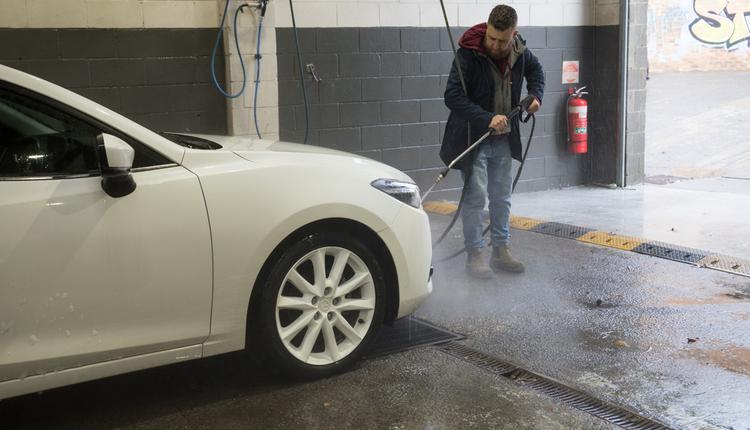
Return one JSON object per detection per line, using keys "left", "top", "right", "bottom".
{"left": 458, "top": 23, "right": 527, "bottom": 65}
{"left": 458, "top": 23, "right": 488, "bottom": 53}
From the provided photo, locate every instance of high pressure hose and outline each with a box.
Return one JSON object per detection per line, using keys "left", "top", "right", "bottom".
{"left": 289, "top": 0, "right": 310, "bottom": 145}
{"left": 432, "top": 0, "right": 473, "bottom": 250}
{"left": 210, "top": 1, "right": 249, "bottom": 99}
{"left": 252, "top": 0, "right": 269, "bottom": 138}
{"left": 211, "top": 1, "right": 267, "bottom": 138}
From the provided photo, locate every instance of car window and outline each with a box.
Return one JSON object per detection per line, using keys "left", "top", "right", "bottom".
{"left": 0, "top": 84, "right": 172, "bottom": 179}
{"left": 0, "top": 87, "right": 100, "bottom": 178}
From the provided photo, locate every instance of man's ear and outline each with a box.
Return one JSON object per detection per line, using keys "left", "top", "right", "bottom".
{"left": 513, "top": 29, "right": 519, "bottom": 39}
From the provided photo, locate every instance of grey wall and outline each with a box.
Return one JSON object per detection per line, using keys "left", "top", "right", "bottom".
{"left": 0, "top": 29, "right": 227, "bottom": 134}
{"left": 276, "top": 26, "right": 606, "bottom": 199}
{"left": 590, "top": 25, "right": 621, "bottom": 185}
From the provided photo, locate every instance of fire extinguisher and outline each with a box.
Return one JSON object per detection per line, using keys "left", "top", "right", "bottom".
{"left": 567, "top": 86, "right": 589, "bottom": 154}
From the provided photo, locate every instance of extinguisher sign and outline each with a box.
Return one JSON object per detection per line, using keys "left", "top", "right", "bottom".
{"left": 562, "top": 61, "right": 579, "bottom": 84}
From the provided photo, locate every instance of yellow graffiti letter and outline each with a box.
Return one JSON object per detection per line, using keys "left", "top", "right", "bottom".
{"left": 690, "top": 0, "right": 734, "bottom": 44}
{"left": 726, "top": 0, "right": 750, "bottom": 45}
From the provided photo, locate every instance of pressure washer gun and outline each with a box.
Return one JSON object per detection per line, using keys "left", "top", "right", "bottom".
{"left": 421, "top": 95, "right": 536, "bottom": 203}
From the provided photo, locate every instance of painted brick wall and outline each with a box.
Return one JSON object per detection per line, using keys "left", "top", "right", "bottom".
{"left": 272, "top": 1, "right": 625, "bottom": 196}
{"left": 0, "top": 0, "right": 220, "bottom": 28}
{"left": 589, "top": 25, "right": 621, "bottom": 185}
{"left": 0, "top": 0, "right": 229, "bottom": 134}
{"left": 272, "top": 0, "right": 621, "bottom": 28}
{"left": 648, "top": 0, "right": 750, "bottom": 72}
{"left": 0, "top": 29, "right": 228, "bottom": 134}
{"left": 0, "top": 0, "right": 631, "bottom": 193}
{"left": 276, "top": 25, "right": 608, "bottom": 199}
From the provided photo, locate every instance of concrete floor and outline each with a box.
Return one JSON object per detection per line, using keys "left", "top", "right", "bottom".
{"left": 2, "top": 210, "right": 749, "bottom": 429}
{"left": 423, "top": 215, "right": 750, "bottom": 429}
{"left": 645, "top": 71, "right": 750, "bottom": 180}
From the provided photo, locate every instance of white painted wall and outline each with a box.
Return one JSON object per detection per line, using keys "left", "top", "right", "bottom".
{"left": 0, "top": 0, "right": 223, "bottom": 28}
{"left": 0, "top": 0, "right": 613, "bottom": 30}
{"left": 272, "top": 0, "right": 621, "bottom": 28}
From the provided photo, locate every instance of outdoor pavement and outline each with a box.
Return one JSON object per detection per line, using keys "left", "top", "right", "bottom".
{"left": 645, "top": 71, "right": 750, "bottom": 180}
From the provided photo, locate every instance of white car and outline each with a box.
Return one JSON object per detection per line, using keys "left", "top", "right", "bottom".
{"left": 0, "top": 64, "right": 433, "bottom": 400}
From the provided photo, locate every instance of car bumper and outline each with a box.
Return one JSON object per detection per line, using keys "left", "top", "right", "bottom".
{"left": 379, "top": 204, "right": 433, "bottom": 319}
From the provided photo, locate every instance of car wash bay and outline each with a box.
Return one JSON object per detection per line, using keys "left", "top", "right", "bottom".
{"left": 2, "top": 0, "right": 750, "bottom": 428}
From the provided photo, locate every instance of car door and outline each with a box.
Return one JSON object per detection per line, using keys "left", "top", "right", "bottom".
{"left": 0, "top": 83, "right": 212, "bottom": 382}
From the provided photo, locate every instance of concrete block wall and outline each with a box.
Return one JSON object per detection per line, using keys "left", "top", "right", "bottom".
{"left": 0, "top": 0, "right": 228, "bottom": 134}
{"left": 273, "top": 0, "right": 624, "bottom": 199}
{"left": 589, "top": 24, "right": 620, "bottom": 186}
{"left": 0, "top": 1, "right": 634, "bottom": 192}
{"left": 225, "top": 0, "right": 281, "bottom": 140}
{"left": 648, "top": 0, "right": 750, "bottom": 72}
{"left": 627, "top": 0, "right": 647, "bottom": 185}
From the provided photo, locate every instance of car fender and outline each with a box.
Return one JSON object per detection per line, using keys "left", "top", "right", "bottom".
{"left": 183, "top": 151, "right": 404, "bottom": 356}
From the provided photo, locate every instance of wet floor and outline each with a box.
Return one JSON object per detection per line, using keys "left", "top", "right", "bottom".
{"left": 1, "top": 213, "right": 749, "bottom": 429}
{"left": 420, "top": 212, "right": 750, "bottom": 429}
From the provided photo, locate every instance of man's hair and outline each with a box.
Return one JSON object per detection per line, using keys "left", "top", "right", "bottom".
{"left": 488, "top": 5, "right": 518, "bottom": 31}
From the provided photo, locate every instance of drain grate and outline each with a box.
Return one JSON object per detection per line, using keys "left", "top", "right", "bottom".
{"left": 365, "top": 317, "right": 464, "bottom": 358}
{"left": 632, "top": 242, "right": 707, "bottom": 264}
{"left": 439, "top": 342, "right": 673, "bottom": 430}
{"left": 531, "top": 222, "right": 594, "bottom": 239}
{"left": 697, "top": 253, "right": 750, "bottom": 276}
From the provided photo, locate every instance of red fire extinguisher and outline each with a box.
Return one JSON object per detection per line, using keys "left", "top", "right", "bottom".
{"left": 567, "top": 86, "right": 588, "bottom": 154}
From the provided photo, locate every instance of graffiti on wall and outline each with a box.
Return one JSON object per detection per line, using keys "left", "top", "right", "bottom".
{"left": 689, "top": 0, "right": 750, "bottom": 47}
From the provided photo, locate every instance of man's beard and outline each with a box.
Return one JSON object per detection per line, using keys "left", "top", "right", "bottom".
{"left": 484, "top": 41, "right": 511, "bottom": 60}
{"left": 488, "top": 48, "right": 510, "bottom": 60}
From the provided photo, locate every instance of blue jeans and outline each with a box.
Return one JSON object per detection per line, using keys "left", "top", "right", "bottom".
{"left": 461, "top": 136, "right": 513, "bottom": 250}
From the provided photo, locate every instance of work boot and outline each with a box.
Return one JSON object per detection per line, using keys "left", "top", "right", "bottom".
{"left": 490, "top": 245, "right": 525, "bottom": 273}
{"left": 466, "top": 249, "right": 493, "bottom": 279}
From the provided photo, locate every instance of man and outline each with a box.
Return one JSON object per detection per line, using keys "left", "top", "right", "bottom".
{"left": 440, "top": 4, "right": 545, "bottom": 279}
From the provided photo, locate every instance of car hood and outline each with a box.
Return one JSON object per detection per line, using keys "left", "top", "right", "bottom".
{"left": 185, "top": 134, "right": 414, "bottom": 183}
{"left": 191, "top": 134, "right": 344, "bottom": 155}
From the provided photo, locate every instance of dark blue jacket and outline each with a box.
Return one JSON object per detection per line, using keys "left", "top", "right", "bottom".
{"left": 440, "top": 37, "right": 545, "bottom": 168}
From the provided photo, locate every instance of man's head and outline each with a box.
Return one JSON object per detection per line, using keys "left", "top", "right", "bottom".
{"left": 484, "top": 5, "right": 518, "bottom": 60}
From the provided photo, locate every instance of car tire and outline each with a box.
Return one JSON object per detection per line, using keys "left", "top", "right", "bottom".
{"left": 256, "top": 231, "right": 385, "bottom": 378}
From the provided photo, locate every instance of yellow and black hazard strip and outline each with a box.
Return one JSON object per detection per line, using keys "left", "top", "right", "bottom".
{"left": 423, "top": 201, "right": 750, "bottom": 278}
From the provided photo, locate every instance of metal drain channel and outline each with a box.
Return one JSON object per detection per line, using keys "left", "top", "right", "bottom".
{"left": 439, "top": 342, "right": 673, "bottom": 430}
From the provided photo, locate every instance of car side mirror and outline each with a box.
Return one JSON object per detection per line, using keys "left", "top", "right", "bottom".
{"left": 96, "top": 133, "right": 136, "bottom": 198}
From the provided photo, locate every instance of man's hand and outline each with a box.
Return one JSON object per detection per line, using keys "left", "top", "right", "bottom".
{"left": 489, "top": 114, "right": 508, "bottom": 132}
{"left": 527, "top": 98, "right": 541, "bottom": 114}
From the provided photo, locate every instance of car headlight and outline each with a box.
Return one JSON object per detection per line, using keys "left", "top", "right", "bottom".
{"left": 371, "top": 179, "right": 421, "bottom": 208}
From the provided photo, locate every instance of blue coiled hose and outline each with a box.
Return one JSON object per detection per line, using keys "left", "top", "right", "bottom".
{"left": 210, "top": 1, "right": 248, "bottom": 99}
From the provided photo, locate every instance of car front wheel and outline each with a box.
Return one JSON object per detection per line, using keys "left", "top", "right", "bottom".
{"left": 257, "top": 231, "right": 385, "bottom": 378}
